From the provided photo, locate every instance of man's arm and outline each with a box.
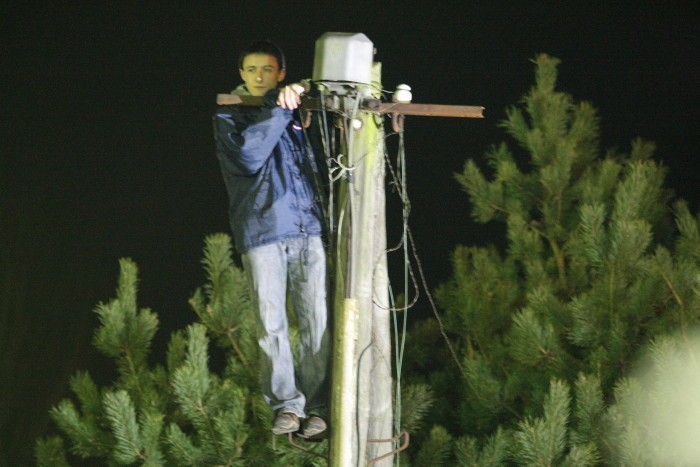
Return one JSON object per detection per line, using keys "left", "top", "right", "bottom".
{"left": 213, "top": 91, "right": 292, "bottom": 175}
{"left": 214, "top": 84, "right": 308, "bottom": 175}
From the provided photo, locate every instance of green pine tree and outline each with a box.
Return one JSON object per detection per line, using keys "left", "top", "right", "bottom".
{"left": 35, "top": 234, "right": 329, "bottom": 466}
{"left": 403, "top": 54, "right": 700, "bottom": 465}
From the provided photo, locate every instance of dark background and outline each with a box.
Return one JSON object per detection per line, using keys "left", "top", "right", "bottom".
{"left": 2, "top": 2, "right": 698, "bottom": 464}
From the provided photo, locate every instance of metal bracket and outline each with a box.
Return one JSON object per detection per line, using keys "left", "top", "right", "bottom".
{"left": 367, "top": 431, "right": 410, "bottom": 464}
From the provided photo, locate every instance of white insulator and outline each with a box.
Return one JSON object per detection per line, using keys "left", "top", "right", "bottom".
{"left": 351, "top": 118, "right": 363, "bottom": 130}
{"left": 393, "top": 84, "right": 412, "bottom": 103}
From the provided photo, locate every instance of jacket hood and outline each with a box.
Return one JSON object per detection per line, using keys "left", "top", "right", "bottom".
{"left": 231, "top": 84, "right": 251, "bottom": 96}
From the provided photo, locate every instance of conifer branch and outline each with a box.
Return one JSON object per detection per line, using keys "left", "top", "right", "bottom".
{"left": 49, "top": 400, "right": 110, "bottom": 457}
{"left": 513, "top": 379, "right": 570, "bottom": 466}
{"left": 103, "top": 390, "right": 144, "bottom": 464}
{"left": 35, "top": 437, "right": 71, "bottom": 467}
{"left": 225, "top": 322, "right": 252, "bottom": 370}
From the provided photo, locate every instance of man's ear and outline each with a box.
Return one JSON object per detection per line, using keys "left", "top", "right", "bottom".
{"left": 239, "top": 68, "right": 245, "bottom": 80}
{"left": 278, "top": 68, "right": 287, "bottom": 82}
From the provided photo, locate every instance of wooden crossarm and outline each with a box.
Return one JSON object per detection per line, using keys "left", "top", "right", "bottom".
{"left": 216, "top": 93, "right": 322, "bottom": 113}
{"left": 215, "top": 94, "right": 484, "bottom": 119}
{"left": 364, "top": 100, "right": 484, "bottom": 118}
{"left": 216, "top": 94, "right": 262, "bottom": 106}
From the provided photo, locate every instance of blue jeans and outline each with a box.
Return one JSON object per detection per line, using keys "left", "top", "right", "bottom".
{"left": 242, "top": 236, "right": 330, "bottom": 418}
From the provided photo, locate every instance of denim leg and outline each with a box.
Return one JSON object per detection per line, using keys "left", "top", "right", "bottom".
{"left": 242, "top": 242, "right": 306, "bottom": 418}
{"left": 287, "top": 236, "right": 330, "bottom": 417}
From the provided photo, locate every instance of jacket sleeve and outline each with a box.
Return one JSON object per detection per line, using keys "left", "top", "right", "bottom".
{"left": 213, "top": 89, "right": 292, "bottom": 175}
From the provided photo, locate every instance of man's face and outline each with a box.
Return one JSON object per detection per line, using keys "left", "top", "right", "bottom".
{"left": 239, "top": 53, "right": 286, "bottom": 97}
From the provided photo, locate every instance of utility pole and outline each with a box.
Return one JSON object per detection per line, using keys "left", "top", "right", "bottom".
{"left": 311, "top": 33, "right": 482, "bottom": 467}
{"left": 216, "top": 32, "right": 483, "bottom": 466}
{"left": 328, "top": 61, "right": 393, "bottom": 467}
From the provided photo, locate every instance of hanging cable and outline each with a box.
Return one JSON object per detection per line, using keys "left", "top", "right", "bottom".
{"left": 396, "top": 123, "right": 410, "bottom": 460}
{"left": 381, "top": 124, "right": 467, "bottom": 383}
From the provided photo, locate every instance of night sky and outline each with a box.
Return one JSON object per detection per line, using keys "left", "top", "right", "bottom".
{"left": 2, "top": 2, "right": 698, "bottom": 464}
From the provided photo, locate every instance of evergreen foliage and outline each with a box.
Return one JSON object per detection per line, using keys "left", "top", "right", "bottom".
{"left": 35, "top": 54, "right": 700, "bottom": 465}
{"left": 36, "top": 234, "right": 329, "bottom": 466}
{"left": 404, "top": 54, "right": 700, "bottom": 465}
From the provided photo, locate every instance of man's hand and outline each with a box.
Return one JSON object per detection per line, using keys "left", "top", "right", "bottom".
{"left": 277, "top": 83, "right": 305, "bottom": 110}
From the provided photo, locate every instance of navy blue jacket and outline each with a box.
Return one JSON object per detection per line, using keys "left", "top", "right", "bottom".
{"left": 213, "top": 88, "right": 325, "bottom": 253}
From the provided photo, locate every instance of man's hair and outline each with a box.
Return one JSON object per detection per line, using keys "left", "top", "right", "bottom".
{"left": 238, "top": 40, "right": 286, "bottom": 70}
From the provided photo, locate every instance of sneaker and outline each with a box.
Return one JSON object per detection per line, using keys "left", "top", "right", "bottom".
{"left": 300, "top": 415, "right": 327, "bottom": 438}
{"left": 272, "top": 412, "right": 300, "bottom": 435}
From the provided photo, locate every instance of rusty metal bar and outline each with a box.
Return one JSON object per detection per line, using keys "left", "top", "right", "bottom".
{"left": 369, "top": 101, "right": 484, "bottom": 118}
{"left": 367, "top": 431, "right": 410, "bottom": 464}
{"left": 216, "top": 94, "right": 484, "bottom": 118}
{"left": 216, "top": 94, "right": 261, "bottom": 106}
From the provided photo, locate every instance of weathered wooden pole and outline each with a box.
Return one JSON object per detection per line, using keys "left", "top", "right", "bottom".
{"left": 360, "top": 63, "right": 393, "bottom": 466}
{"left": 330, "top": 62, "right": 393, "bottom": 467}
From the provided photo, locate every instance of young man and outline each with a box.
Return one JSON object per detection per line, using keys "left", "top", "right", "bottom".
{"left": 213, "top": 40, "right": 330, "bottom": 438}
